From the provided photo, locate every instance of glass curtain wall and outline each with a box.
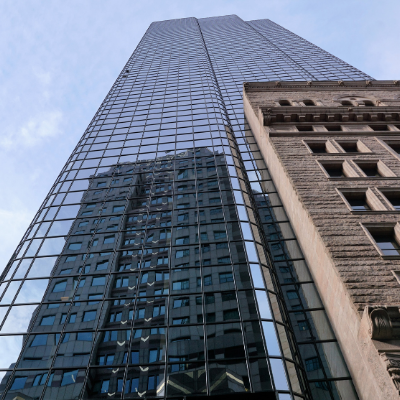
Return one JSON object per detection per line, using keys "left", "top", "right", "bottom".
{"left": 0, "top": 14, "right": 371, "bottom": 400}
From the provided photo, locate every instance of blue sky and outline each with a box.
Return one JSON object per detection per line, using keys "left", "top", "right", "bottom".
{"left": 0, "top": 0, "right": 398, "bottom": 275}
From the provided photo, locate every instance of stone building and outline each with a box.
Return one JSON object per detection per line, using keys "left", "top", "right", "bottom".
{"left": 244, "top": 80, "right": 400, "bottom": 400}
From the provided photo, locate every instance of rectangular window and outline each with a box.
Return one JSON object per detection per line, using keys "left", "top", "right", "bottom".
{"left": 341, "top": 191, "right": 370, "bottom": 211}
{"left": 96, "top": 261, "right": 109, "bottom": 270}
{"left": 219, "top": 272, "right": 234, "bottom": 284}
{"left": 104, "top": 235, "right": 115, "bottom": 244}
{"left": 83, "top": 311, "right": 96, "bottom": 322}
{"left": 173, "top": 298, "right": 189, "bottom": 308}
{"left": 367, "top": 226, "right": 400, "bottom": 256}
{"left": 40, "top": 315, "right": 55, "bottom": 326}
{"left": 92, "top": 276, "right": 106, "bottom": 286}
{"left": 305, "top": 357, "right": 321, "bottom": 371}
{"left": 61, "top": 370, "right": 79, "bottom": 386}
{"left": 381, "top": 190, "right": 400, "bottom": 210}
{"left": 173, "top": 280, "right": 189, "bottom": 290}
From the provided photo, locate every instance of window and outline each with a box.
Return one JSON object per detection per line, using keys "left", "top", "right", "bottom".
{"left": 173, "top": 298, "right": 189, "bottom": 308}
{"left": 219, "top": 272, "right": 233, "bottom": 284}
{"left": 370, "top": 125, "right": 389, "bottom": 131}
{"left": 136, "top": 308, "right": 145, "bottom": 319}
{"left": 340, "top": 100, "right": 353, "bottom": 106}
{"left": 385, "top": 141, "right": 400, "bottom": 154}
{"left": 97, "top": 182, "right": 106, "bottom": 187}
{"left": 61, "top": 370, "right": 79, "bottom": 386}
{"left": 222, "top": 291, "right": 236, "bottom": 302}
{"left": 149, "top": 348, "right": 163, "bottom": 363}
{"left": 81, "top": 211, "right": 93, "bottom": 216}
{"left": 223, "top": 309, "right": 239, "bottom": 321}
{"left": 79, "top": 221, "right": 89, "bottom": 227}
{"left": 73, "top": 278, "right": 85, "bottom": 289}
{"left": 69, "top": 313, "right": 77, "bottom": 323}
{"left": 33, "top": 373, "right": 52, "bottom": 387}
{"left": 78, "top": 265, "right": 90, "bottom": 273}
{"left": 86, "top": 203, "right": 96, "bottom": 209}
{"left": 322, "top": 163, "right": 345, "bottom": 178}
{"left": 113, "top": 205, "right": 124, "bottom": 213}
{"left": 115, "top": 277, "right": 129, "bottom": 288}
{"left": 305, "top": 357, "right": 321, "bottom": 372}
{"left": 173, "top": 317, "right": 190, "bottom": 325}
{"left": 356, "top": 162, "right": 381, "bottom": 177}
{"left": 382, "top": 191, "right": 400, "bottom": 210}
{"left": 10, "top": 376, "right": 27, "bottom": 390}
{"left": 175, "top": 236, "right": 189, "bottom": 245}
{"left": 177, "top": 169, "right": 188, "bottom": 179}
{"left": 173, "top": 280, "right": 189, "bottom": 290}
{"left": 287, "top": 290, "right": 299, "bottom": 300}
{"left": 178, "top": 213, "right": 188, "bottom": 221}
{"left": 88, "top": 294, "right": 102, "bottom": 304}
{"left": 104, "top": 235, "right": 115, "bottom": 244}
{"left": 342, "top": 191, "right": 370, "bottom": 211}
{"left": 83, "top": 311, "right": 96, "bottom": 322}
{"left": 303, "top": 99, "right": 315, "bottom": 106}
{"left": 68, "top": 242, "right": 82, "bottom": 250}
{"left": 96, "top": 261, "right": 109, "bottom": 270}
{"left": 204, "top": 275, "right": 212, "bottom": 286}
{"left": 337, "top": 141, "right": 358, "bottom": 152}
{"left": 92, "top": 276, "right": 106, "bottom": 286}
{"left": 40, "top": 315, "right": 55, "bottom": 326}
{"left": 31, "top": 334, "right": 48, "bottom": 346}
{"left": 298, "top": 320, "right": 310, "bottom": 331}
{"left": 306, "top": 142, "right": 327, "bottom": 153}
{"left": 176, "top": 249, "right": 189, "bottom": 258}
{"left": 153, "top": 305, "right": 165, "bottom": 317}
{"left": 214, "top": 231, "right": 227, "bottom": 240}
{"left": 148, "top": 375, "right": 160, "bottom": 390}
{"left": 297, "top": 125, "right": 313, "bottom": 132}
{"left": 218, "top": 256, "right": 231, "bottom": 264}
{"left": 279, "top": 99, "right": 291, "bottom": 106}
{"left": 368, "top": 227, "right": 400, "bottom": 256}
{"left": 103, "top": 331, "right": 118, "bottom": 342}
{"left": 77, "top": 332, "right": 92, "bottom": 341}
{"left": 60, "top": 268, "right": 72, "bottom": 275}
{"left": 160, "top": 229, "right": 171, "bottom": 239}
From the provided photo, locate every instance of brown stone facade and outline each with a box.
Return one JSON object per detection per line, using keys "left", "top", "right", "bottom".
{"left": 244, "top": 80, "right": 400, "bottom": 400}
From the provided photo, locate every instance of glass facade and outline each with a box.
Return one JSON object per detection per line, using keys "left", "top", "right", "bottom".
{"left": 0, "top": 15, "right": 371, "bottom": 400}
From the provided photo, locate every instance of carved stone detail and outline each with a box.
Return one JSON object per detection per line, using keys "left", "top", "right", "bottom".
{"left": 381, "top": 353, "right": 400, "bottom": 392}
{"left": 366, "top": 306, "right": 400, "bottom": 340}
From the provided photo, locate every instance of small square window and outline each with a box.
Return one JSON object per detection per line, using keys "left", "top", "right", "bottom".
{"left": 356, "top": 162, "right": 381, "bottom": 177}
{"left": 337, "top": 141, "right": 358, "bottom": 152}
{"left": 325, "top": 125, "right": 342, "bottom": 132}
{"left": 366, "top": 225, "right": 400, "bottom": 256}
{"left": 321, "top": 163, "right": 345, "bottom": 178}
{"left": 381, "top": 191, "right": 400, "bottom": 210}
{"left": 306, "top": 142, "right": 327, "bottom": 153}
{"left": 341, "top": 191, "right": 370, "bottom": 211}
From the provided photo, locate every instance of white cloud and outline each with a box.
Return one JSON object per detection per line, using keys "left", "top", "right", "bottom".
{"left": 0, "top": 110, "right": 63, "bottom": 149}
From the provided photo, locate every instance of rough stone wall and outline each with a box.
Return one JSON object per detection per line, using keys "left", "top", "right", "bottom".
{"left": 269, "top": 133, "right": 400, "bottom": 314}
{"left": 244, "top": 82, "right": 400, "bottom": 400}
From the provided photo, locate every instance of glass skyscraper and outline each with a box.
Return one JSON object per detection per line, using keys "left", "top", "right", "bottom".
{"left": 0, "top": 15, "right": 372, "bottom": 400}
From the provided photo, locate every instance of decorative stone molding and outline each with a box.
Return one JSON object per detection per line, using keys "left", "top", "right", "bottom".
{"left": 364, "top": 306, "right": 400, "bottom": 340}
{"left": 380, "top": 353, "right": 400, "bottom": 392}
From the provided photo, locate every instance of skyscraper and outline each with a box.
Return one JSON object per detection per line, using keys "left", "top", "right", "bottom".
{"left": 0, "top": 15, "right": 373, "bottom": 400}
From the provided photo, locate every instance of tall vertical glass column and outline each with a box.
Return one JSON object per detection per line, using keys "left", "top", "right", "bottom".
{"left": 0, "top": 15, "right": 371, "bottom": 400}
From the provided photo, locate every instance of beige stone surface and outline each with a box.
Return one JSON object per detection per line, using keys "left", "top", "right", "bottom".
{"left": 244, "top": 81, "right": 400, "bottom": 400}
